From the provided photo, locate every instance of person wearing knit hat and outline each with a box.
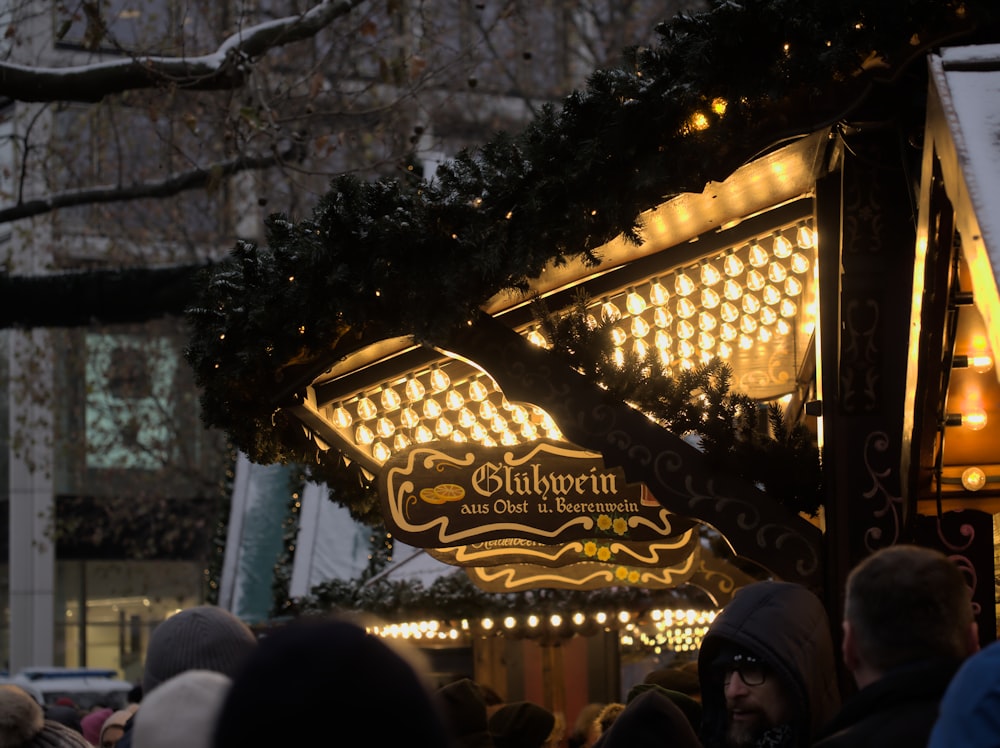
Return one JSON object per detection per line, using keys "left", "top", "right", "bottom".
{"left": 132, "top": 670, "right": 230, "bottom": 748}
{"left": 488, "top": 701, "right": 556, "bottom": 748}
{"left": 0, "top": 684, "right": 93, "bottom": 748}
{"left": 114, "top": 605, "right": 257, "bottom": 748}
{"left": 141, "top": 605, "right": 257, "bottom": 694}
{"left": 81, "top": 708, "right": 114, "bottom": 745}
{"left": 435, "top": 678, "right": 494, "bottom": 748}
{"left": 212, "top": 616, "right": 454, "bottom": 748}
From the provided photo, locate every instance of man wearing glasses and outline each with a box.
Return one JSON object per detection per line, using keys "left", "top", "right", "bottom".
{"left": 697, "top": 581, "right": 841, "bottom": 748}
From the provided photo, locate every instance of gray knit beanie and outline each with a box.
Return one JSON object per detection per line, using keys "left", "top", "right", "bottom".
{"left": 142, "top": 605, "right": 257, "bottom": 694}
{"left": 0, "top": 685, "right": 92, "bottom": 748}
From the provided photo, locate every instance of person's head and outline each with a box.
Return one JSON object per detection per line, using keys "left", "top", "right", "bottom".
{"left": 595, "top": 702, "right": 625, "bottom": 734}
{"left": 0, "top": 684, "right": 92, "bottom": 748}
{"left": 698, "top": 581, "right": 840, "bottom": 748}
{"left": 489, "top": 701, "right": 556, "bottom": 748}
{"left": 132, "top": 670, "right": 231, "bottom": 748}
{"left": 212, "top": 615, "right": 453, "bottom": 747}
{"left": 98, "top": 705, "right": 137, "bottom": 748}
{"left": 435, "top": 678, "right": 492, "bottom": 748}
{"left": 568, "top": 703, "right": 604, "bottom": 748}
{"left": 842, "top": 544, "right": 979, "bottom": 688}
{"left": 142, "top": 605, "right": 257, "bottom": 695}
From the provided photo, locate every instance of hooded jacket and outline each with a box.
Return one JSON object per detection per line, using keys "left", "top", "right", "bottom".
{"left": 697, "top": 581, "right": 841, "bottom": 748}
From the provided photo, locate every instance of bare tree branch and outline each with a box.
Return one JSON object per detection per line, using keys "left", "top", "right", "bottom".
{"left": 0, "top": 0, "right": 369, "bottom": 102}
{"left": 0, "top": 144, "right": 303, "bottom": 224}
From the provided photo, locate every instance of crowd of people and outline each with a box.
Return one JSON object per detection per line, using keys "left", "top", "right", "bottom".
{"left": 1, "top": 544, "right": 997, "bottom": 747}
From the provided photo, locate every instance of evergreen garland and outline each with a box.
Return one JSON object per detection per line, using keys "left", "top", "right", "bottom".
{"left": 186, "top": 0, "right": 997, "bottom": 523}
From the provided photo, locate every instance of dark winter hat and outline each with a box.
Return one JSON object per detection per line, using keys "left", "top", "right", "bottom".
{"left": 489, "top": 701, "right": 555, "bottom": 748}
{"left": 213, "top": 616, "right": 453, "bottom": 748}
{"left": 142, "top": 605, "right": 257, "bottom": 695}
{"left": 0, "top": 685, "right": 92, "bottom": 748}
{"left": 435, "top": 678, "right": 493, "bottom": 748}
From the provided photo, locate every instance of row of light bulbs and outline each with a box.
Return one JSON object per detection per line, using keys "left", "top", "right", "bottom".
{"left": 322, "top": 221, "right": 817, "bottom": 464}
{"left": 367, "top": 608, "right": 718, "bottom": 646}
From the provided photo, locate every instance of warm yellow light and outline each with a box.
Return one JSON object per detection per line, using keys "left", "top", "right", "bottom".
{"left": 355, "top": 423, "right": 374, "bottom": 445}
{"left": 780, "top": 298, "right": 797, "bottom": 317}
{"left": 721, "top": 302, "right": 740, "bottom": 323}
{"left": 332, "top": 404, "right": 353, "bottom": 429}
{"left": 376, "top": 417, "right": 395, "bottom": 438}
{"left": 742, "top": 294, "right": 761, "bottom": 314}
{"left": 400, "top": 406, "right": 420, "bottom": 429}
{"left": 470, "top": 422, "right": 488, "bottom": 441}
{"left": 763, "top": 285, "right": 782, "bottom": 306}
{"left": 720, "top": 323, "right": 738, "bottom": 342}
{"left": 414, "top": 425, "right": 434, "bottom": 443}
{"left": 772, "top": 234, "right": 793, "bottom": 258}
{"left": 701, "top": 287, "right": 721, "bottom": 309}
{"left": 791, "top": 252, "right": 811, "bottom": 274}
{"left": 746, "top": 269, "right": 766, "bottom": 292}
{"left": 701, "top": 263, "right": 721, "bottom": 286}
{"left": 445, "top": 389, "right": 465, "bottom": 411}
{"left": 611, "top": 326, "right": 628, "bottom": 346}
{"left": 677, "top": 320, "right": 695, "bottom": 340}
{"left": 698, "top": 312, "right": 717, "bottom": 331}
{"left": 649, "top": 278, "right": 670, "bottom": 306}
{"left": 458, "top": 407, "right": 476, "bottom": 429}
{"left": 768, "top": 262, "right": 787, "bottom": 283}
{"left": 357, "top": 395, "right": 378, "bottom": 421}
{"left": 633, "top": 338, "right": 648, "bottom": 359}
{"left": 405, "top": 376, "right": 425, "bottom": 402}
{"left": 435, "top": 416, "right": 454, "bottom": 437}
{"left": 527, "top": 326, "right": 548, "bottom": 348}
{"left": 796, "top": 224, "right": 816, "bottom": 249}
{"left": 962, "top": 466, "right": 987, "bottom": 491}
{"left": 372, "top": 441, "right": 392, "bottom": 462}
{"left": 785, "top": 276, "right": 803, "bottom": 296}
{"left": 698, "top": 331, "right": 715, "bottom": 350}
{"left": 423, "top": 397, "right": 443, "bottom": 419}
{"left": 675, "top": 271, "right": 696, "bottom": 297}
{"left": 724, "top": 252, "right": 745, "bottom": 277}
{"left": 677, "top": 298, "right": 697, "bottom": 319}
{"left": 655, "top": 329, "right": 672, "bottom": 350}
{"left": 748, "top": 242, "right": 769, "bottom": 267}
{"left": 724, "top": 279, "right": 743, "bottom": 301}
{"left": 631, "top": 315, "right": 651, "bottom": 338}
{"left": 741, "top": 316, "right": 758, "bottom": 333}
{"left": 964, "top": 410, "right": 988, "bottom": 431}
{"left": 429, "top": 366, "right": 450, "bottom": 393}
{"left": 491, "top": 414, "right": 508, "bottom": 433}
{"left": 654, "top": 307, "right": 673, "bottom": 328}
{"left": 479, "top": 400, "right": 498, "bottom": 420}
{"left": 468, "top": 378, "right": 490, "bottom": 402}
{"left": 601, "top": 299, "right": 622, "bottom": 323}
{"left": 626, "top": 288, "right": 648, "bottom": 315}
{"left": 393, "top": 433, "right": 412, "bottom": 451}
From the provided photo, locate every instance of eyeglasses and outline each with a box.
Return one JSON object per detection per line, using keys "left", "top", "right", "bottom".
{"left": 719, "top": 654, "right": 767, "bottom": 687}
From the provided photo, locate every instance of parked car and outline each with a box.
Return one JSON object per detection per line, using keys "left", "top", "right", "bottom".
{"left": 0, "top": 667, "right": 134, "bottom": 710}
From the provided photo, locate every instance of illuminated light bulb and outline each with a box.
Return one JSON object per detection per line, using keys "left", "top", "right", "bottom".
{"left": 698, "top": 331, "right": 716, "bottom": 350}
{"left": 964, "top": 410, "right": 988, "bottom": 431}
{"left": 962, "top": 466, "right": 987, "bottom": 491}
{"left": 796, "top": 224, "right": 816, "bottom": 249}
{"left": 759, "top": 286, "right": 780, "bottom": 308}
{"left": 655, "top": 329, "right": 672, "bottom": 351}
{"left": 649, "top": 278, "right": 670, "bottom": 306}
{"left": 674, "top": 270, "right": 696, "bottom": 297}
{"left": 790, "top": 252, "right": 811, "bottom": 274}
{"left": 595, "top": 612, "right": 607, "bottom": 625}
{"left": 423, "top": 398, "right": 442, "bottom": 419}
{"left": 400, "top": 406, "right": 420, "bottom": 429}
{"left": 372, "top": 441, "right": 392, "bottom": 462}
{"left": 601, "top": 299, "right": 622, "bottom": 323}
{"left": 504, "top": 616, "right": 517, "bottom": 629}
{"left": 700, "top": 262, "right": 722, "bottom": 286}
{"left": 780, "top": 298, "right": 798, "bottom": 318}
{"left": 491, "top": 414, "right": 508, "bottom": 433}
{"left": 550, "top": 614, "right": 562, "bottom": 627}
{"left": 654, "top": 307, "right": 673, "bottom": 328}
{"left": 768, "top": 262, "right": 787, "bottom": 283}
{"left": 760, "top": 306, "right": 778, "bottom": 326}
{"left": 739, "top": 334, "right": 754, "bottom": 350}
{"left": 586, "top": 312, "right": 599, "bottom": 329}
{"left": 626, "top": 288, "right": 648, "bottom": 315}
{"left": 376, "top": 417, "right": 395, "bottom": 438}
{"left": 776, "top": 319, "right": 791, "bottom": 335}
{"left": 500, "top": 430, "right": 518, "bottom": 446}
{"left": 718, "top": 341, "right": 733, "bottom": 359}
{"left": 698, "top": 311, "right": 717, "bottom": 332}
{"left": 429, "top": 366, "right": 450, "bottom": 393}
{"left": 633, "top": 338, "right": 648, "bottom": 359}
{"left": 740, "top": 316, "right": 758, "bottom": 334}
{"left": 758, "top": 326, "right": 773, "bottom": 342}
{"left": 631, "top": 315, "right": 651, "bottom": 338}
{"left": 405, "top": 376, "right": 425, "bottom": 402}
{"left": 470, "top": 422, "right": 488, "bottom": 441}
{"left": 676, "top": 298, "right": 697, "bottom": 319}
{"left": 613, "top": 348, "right": 625, "bottom": 367}
{"left": 435, "top": 416, "right": 454, "bottom": 437}
{"left": 724, "top": 252, "right": 745, "bottom": 277}
{"left": 414, "top": 425, "right": 434, "bottom": 443}
{"left": 742, "top": 294, "right": 761, "bottom": 314}
{"left": 355, "top": 423, "right": 375, "bottom": 445}
{"left": 458, "top": 407, "right": 476, "bottom": 429}
{"left": 970, "top": 355, "right": 994, "bottom": 374}
{"left": 701, "top": 287, "right": 721, "bottom": 309}
{"left": 527, "top": 326, "right": 547, "bottom": 347}
{"left": 479, "top": 400, "right": 498, "bottom": 420}
{"left": 748, "top": 242, "right": 769, "bottom": 267}
{"left": 678, "top": 339, "right": 696, "bottom": 359}
{"left": 611, "top": 326, "right": 628, "bottom": 346}
{"left": 785, "top": 276, "right": 803, "bottom": 296}
{"left": 772, "top": 233, "right": 793, "bottom": 258}
{"left": 332, "top": 404, "right": 353, "bottom": 429}
{"left": 746, "top": 269, "right": 766, "bottom": 291}
{"left": 677, "top": 320, "right": 695, "bottom": 340}
{"left": 468, "top": 378, "right": 490, "bottom": 402}
{"left": 393, "top": 433, "right": 412, "bottom": 451}
{"left": 658, "top": 348, "right": 673, "bottom": 367}
{"left": 720, "top": 301, "right": 740, "bottom": 323}
{"left": 720, "top": 322, "right": 738, "bottom": 342}
{"left": 378, "top": 385, "right": 402, "bottom": 411}
{"left": 445, "top": 389, "right": 465, "bottom": 411}
{"left": 509, "top": 404, "right": 528, "bottom": 424}
{"left": 356, "top": 395, "right": 378, "bottom": 421}
{"left": 724, "top": 279, "right": 743, "bottom": 301}
{"left": 481, "top": 617, "right": 494, "bottom": 630}
{"left": 481, "top": 435, "right": 497, "bottom": 447}
{"left": 520, "top": 421, "right": 538, "bottom": 440}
